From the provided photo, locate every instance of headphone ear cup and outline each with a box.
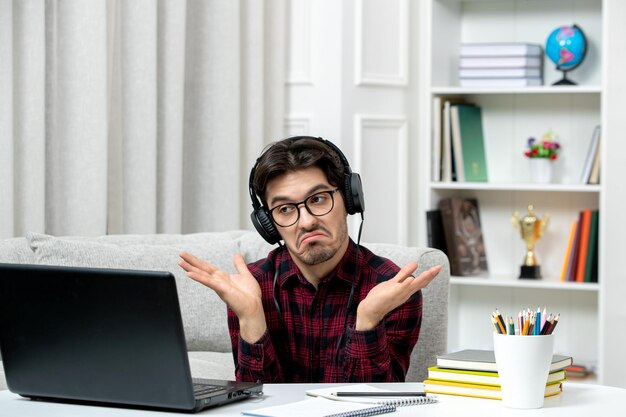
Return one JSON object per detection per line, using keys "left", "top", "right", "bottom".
{"left": 344, "top": 173, "right": 364, "bottom": 215}
{"left": 250, "top": 208, "right": 281, "bottom": 245}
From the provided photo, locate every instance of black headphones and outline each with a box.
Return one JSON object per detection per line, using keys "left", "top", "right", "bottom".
{"left": 249, "top": 136, "right": 365, "bottom": 244}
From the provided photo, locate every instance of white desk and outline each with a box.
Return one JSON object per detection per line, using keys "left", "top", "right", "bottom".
{"left": 0, "top": 382, "right": 623, "bottom": 416}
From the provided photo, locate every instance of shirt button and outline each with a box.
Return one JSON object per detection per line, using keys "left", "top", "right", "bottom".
{"left": 255, "top": 355, "right": 261, "bottom": 362}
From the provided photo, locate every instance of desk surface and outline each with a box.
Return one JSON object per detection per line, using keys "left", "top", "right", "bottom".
{"left": 1, "top": 382, "right": 624, "bottom": 416}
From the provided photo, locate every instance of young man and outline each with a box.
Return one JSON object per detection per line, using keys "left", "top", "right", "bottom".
{"left": 179, "top": 136, "right": 441, "bottom": 383}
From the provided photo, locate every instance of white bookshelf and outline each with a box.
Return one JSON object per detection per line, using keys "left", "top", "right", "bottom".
{"left": 418, "top": 0, "right": 606, "bottom": 383}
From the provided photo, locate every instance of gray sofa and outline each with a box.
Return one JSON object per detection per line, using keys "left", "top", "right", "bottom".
{"left": 0, "top": 230, "right": 449, "bottom": 391}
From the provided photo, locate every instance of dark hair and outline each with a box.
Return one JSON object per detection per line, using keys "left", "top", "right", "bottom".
{"left": 253, "top": 137, "right": 345, "bottom": 206}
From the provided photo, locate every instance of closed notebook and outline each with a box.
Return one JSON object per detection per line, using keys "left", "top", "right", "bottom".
{"left": 424, "top": 379, "right": 562, "bottom": 400}
{"left": 306, "top": 384, "right": 438, "bottom": 407}
{"left": 427, "top": 366, "right": 566, "bottom": 387}
{"left": 242, "top": 397, "right": 396, "bottom": 417}
{"left": 437, "top": 349, "right": 572, "bottom": 372}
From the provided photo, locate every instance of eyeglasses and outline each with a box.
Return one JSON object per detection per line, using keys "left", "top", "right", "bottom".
{"left": 269, "top": 188, "right": 340, "bottom": 227}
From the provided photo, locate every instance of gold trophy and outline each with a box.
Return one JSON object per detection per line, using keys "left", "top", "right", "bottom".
{"left": 511, "top": 204, "right": 549, "bottom": 279}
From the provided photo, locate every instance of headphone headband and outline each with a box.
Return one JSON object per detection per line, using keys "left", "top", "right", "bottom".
{"left": 249, "top": 136, "right": 364, "bottom": 244}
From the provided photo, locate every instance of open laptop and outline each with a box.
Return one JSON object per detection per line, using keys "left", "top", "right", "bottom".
{"left": 0, "top": 263, "right": 262, "bottom": 412}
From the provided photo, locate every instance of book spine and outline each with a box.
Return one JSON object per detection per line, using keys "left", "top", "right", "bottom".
{"left": 460, "top": 44, "right": 543, "bottom": 57}
{"left": 450, "top": 105, "right": 465, "bottom": 182}
{"left": 442, "top": 101, "right": 453, "bottom": 182}
{"left": 438, "top": 198, "right": 461, "bottom": 276}
{"left": 459, "top": 56, "right": 542, "bottom": 68}
{"left": 457, "top": 105, "right": 488, "bottom": 182}
{"left": 426, "top": 209, "right": 448, "bottom": 254}
{"left": 580, "top": 126, "right": 601, "bottom": 184}
{"left": 560, "top": 221, "right": 578, "bottom": 282}
{"left": 588, "top": 135, "right": 602, "bottom": 184}
{"left": 575, "top": 209, "right": 592, "bottom": 282}
{"left": 432, "top": 96, "right": 442, "bottom": 182}
{"left": 584, "top": 210, "right": 599, "bottom": 282}
{"left": 566, "top": 216, "right": 582, "bottom": 282}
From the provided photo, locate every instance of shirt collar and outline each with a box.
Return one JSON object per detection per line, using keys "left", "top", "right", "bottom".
{"left": 275, "top": 239, "right": 361, "bottom": 288}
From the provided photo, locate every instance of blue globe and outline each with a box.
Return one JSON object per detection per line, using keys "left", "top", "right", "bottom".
{"left": 545, "top": 25, "right": 587, "bottom": 71}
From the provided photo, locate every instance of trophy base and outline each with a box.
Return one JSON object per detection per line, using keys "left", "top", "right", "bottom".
{"left": 519, "top": 265, "right": 542, "bottom": 279}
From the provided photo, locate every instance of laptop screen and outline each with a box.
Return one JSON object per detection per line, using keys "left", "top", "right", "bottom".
{"left": 0, "top": 263, "right": 260, "bottom": 411}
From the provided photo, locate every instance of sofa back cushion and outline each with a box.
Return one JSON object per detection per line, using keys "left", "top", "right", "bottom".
{"left": 27, "top": 232, "right": 242, "bottom": 352}
{"left": 0, "top": 237, "right": 37, "bottom": 264}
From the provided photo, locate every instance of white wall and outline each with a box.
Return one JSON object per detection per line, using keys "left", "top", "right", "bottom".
{"left": 285, "top": 0, "right": 418, "bottom": 245}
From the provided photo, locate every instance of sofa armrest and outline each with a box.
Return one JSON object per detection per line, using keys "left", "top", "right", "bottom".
{"left": 362, "top": 244, "right": 450, "bottom": 382}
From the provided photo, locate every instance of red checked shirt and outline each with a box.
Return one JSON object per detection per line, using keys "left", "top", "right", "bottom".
{"left": 227, "top": 240, "right": 422, "bottom": 383}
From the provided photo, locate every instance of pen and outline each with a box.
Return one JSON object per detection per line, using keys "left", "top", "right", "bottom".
{"left": 332, "top": 392, "right": 427, "bottom": 397}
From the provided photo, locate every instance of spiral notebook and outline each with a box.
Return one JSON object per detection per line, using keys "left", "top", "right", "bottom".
{"left": 306, "top": 384, "right": 438, "bottom": 407}
{"left": 241, "top": 397, "right": 396, "bottom": 417}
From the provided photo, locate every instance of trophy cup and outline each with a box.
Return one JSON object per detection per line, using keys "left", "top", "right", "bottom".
{"left": 511, "top": 204, "right": 549, "bottom": 279}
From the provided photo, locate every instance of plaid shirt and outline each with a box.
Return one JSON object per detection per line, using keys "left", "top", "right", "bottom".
{"left": 227, "top": 240, "right": 422, "bottom": 383}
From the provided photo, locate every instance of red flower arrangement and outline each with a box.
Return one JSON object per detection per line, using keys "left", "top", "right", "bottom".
{"left": 524, "top": 130, "right": 561, "bottom": 160}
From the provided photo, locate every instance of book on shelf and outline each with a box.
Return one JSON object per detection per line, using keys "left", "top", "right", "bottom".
{"left": 460, "top": 56, "right": 543, "bottom": 68}
{"left": 436, "top": 349, "right": 573, "bottom": 373}
{"left": 575, "top": 209, "right": 593, "bottom": 282}
{"left": 560, "top": 220, "right": 578, "bottom": 282}
{"left": 242, "top": 397, "right": 397, "bottom": 417}
{"left": 427, "top": 366, "right": 566, "bottom": 387}
{"left": 426, "top": 209, "right": 448, "bottom": 255}
{"left": 442, "top": 100, "right": 453, "bottom": 182}
{"left": 439, "top": 98, "right": 466, "bottom": 182}
{"left": 562, "top": 209, "right": 599, "bottom": 283}
{"left": 564, "top": 364, "right": 592, "bottom": 379}
{"left": 432, "top": 96, "right": 442, "bottom": 182}
{"left": 460, "top": 77, "right": 543, "bottom": 87}
{"left": 306, "top": 384, "right": 438, "bottom": 407}
{"left": 588, "top": 134, "right": 602, "bottom": 184}
{"left": 459, "top": 67, "right": 542, "bottom": 79}
{"left": 587, "top": 210, "right": 599, "bottom": 283}
{"left": 450, "top": 105, "right": 465, "bottom": 182}
{"left": 460, "top": 42, "right": 543, "bottom": 57}
{"left": 450, "top": 104, "right": 488, "bottom": 182}
{"left": 423, "top": 379, "right": 562, "bottom": 400}
{"left": 565, "top": 213, "right": 582, "bottom": 282}
{"left": 438, "top": 198, "right": 488, "bottom": 276}
{"left": 580, "top": 125, "right": 601, "bottom": 184}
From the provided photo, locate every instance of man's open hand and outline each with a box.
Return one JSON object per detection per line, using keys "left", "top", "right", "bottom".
{"left": 355, "top": 262, "right": 442, "bottom": 331}
{"left": 178, "top": 252, "right": 267, "bottom": 342}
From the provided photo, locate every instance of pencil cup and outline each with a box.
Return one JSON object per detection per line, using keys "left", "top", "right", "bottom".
{"left": 493, "top": 333, "right": 554, "bottom": 409}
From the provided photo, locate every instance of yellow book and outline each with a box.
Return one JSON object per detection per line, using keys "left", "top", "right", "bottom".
{"left": 427, "top": 366, "right": 566, "bottom": 387}
{"left": 560, "top": 221, "right": 578, "bottom": 281}
{"left": 423, "top": 379, "right": 563, "bottom": 400}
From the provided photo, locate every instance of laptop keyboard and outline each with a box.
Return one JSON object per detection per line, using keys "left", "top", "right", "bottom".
{"left": 193, "top": 382, "right": 226, "bottom": 399}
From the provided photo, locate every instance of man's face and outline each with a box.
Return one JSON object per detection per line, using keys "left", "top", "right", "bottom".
{"left": 265, "top": 167, "right": 349, "bottom": 266}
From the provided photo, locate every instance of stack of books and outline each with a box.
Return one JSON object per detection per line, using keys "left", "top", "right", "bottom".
{"left": 424, "top": 349, "right": 571, "bottom": 400}
{"left": 459, "top": 43, "right": 544, "bottom": 87}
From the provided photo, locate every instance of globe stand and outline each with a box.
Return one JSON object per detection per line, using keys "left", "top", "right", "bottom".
{"left": 553, "top": 70, "right": 577, "bottom": 86}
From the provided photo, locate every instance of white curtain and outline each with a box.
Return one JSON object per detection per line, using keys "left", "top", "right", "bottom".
{"left": 0, "top": 0, "right": 286, "bottom": 238}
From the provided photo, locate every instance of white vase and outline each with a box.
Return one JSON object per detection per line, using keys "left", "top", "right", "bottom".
{"left": 529, "top": 158, "right": 553, "bottom": 184}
